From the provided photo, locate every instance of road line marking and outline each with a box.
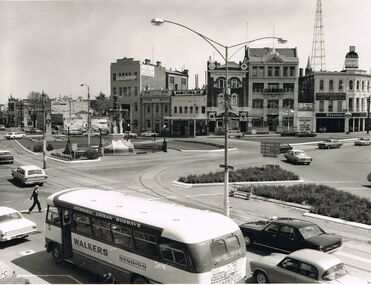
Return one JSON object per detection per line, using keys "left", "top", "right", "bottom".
{"left": 186, "top": 193, "right": 223, "bottom": 197}
{"left": 336, "top": 251, "right": 371, "bottom": 264}
{"left": 19, "top": 275, "right": 81, "bottom": 284}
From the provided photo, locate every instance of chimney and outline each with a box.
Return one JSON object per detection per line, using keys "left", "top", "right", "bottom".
{"left": 195, "top": 74, "right": 199, "bottom": 89}
{"left": 350, "top": 46, "right": 355, "bottom": 52}
{"left": 156, "top": 61, "right": 161, "bottom": 67}
{"left": 183, "top": 69, "right": 189, "bottom": 75}
{"left": 299, "top": 68, "right": 303, "bottom": 78}
{"left": 144, "top": 59, "right": 151, "bottom": 65}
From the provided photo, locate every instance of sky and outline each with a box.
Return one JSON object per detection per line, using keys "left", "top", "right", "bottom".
{"left": 1, "top": 0, "right": 371, "bottom": 105}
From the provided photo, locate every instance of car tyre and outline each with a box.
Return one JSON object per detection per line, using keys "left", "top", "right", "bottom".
{"left": 255, "top": 271, "right": 268, "bottom": 284}
{"left": 52, "top": 244, "right": 63, "bottom": 264}
{"left": 132, "top": 275, "right": 149, "bottom": 284}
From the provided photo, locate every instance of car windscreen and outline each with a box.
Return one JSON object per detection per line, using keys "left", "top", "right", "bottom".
{"left": 322, "top": 263, "right": 348, "bottom": 281}
{"left": 298, "top": 224, "right": 325, "bottom": 239}
{"left": 0, "top": 212, "right": 22, "bottom": 223}
{"left": 28, "top": 169, "right": 43, "bottom": 175}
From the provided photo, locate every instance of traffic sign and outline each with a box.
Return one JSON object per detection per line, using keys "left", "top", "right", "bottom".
{"left": 219, "top": 164, "right": 234, "bottom": 170}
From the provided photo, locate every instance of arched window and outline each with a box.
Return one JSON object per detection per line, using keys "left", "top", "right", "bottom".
{"left": 349, "top": 80, "right": 353, "bottom": 90}
{"left": 229, "top": 78, "right": 241, "bottom": 89}
{"left": 339, "top": 80, "right": 343, "bottom": 90}
{"left": 217, "top": 94, "right": 224, "bottom": 107}
{"left": 329, "top": 80, "right": 333, "bottom": 90}
{"left": 356, "top": 80, "right": 360, "bottom": 90}
{"left": 216, "top": 78, "right": 225, "bottom": 89}
{"left": 231, "top": 94, "right": 238, "bottom": 107}
{"left": 319, "top": 80, "right": 324, "bottom": 90}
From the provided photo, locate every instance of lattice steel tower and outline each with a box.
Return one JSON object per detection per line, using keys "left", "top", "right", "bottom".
{"left": 311, "top": 0, "right": 326, "bottom": 71}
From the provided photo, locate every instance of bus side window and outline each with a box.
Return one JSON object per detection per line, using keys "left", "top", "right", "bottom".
{"left": 133, "top": 231, "right": 159, "bottom": 258}
{"left": 72, "top": 213, "right": 92, "bottom": 236}
{"left": 111, "top": 224, "right": 133, "bottom": 249}
{"left": 91, "top": 218, "right": 112, "bottom": 242}
{"left": 160, "top": 245, "right": 188, "bottom": 266}
{"left": 46, "top": 206, "right": 60, "bottom": 226}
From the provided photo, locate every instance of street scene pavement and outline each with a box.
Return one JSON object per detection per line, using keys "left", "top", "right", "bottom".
{"left": 0, "top": 131, "right": 370, "bottom": 283}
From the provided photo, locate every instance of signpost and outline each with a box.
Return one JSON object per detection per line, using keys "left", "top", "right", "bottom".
{"left": 260, "top": 142, "right": 280, "bottom": 157}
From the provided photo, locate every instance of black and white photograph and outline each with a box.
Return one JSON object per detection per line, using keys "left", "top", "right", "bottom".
{"left": 0, "top": 0, "right": 370, "bottom": 284}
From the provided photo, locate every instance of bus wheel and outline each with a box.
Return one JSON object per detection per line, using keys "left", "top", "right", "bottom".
{"left": 132, "top": 275, "right": 149, "bottom": 284}
{"left": 52, "top": 245, "right": 63, "bottom": 264}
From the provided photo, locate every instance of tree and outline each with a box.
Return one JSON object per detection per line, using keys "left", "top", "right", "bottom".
{"left": 91, "top": 92, "right": 112, "bottom": 116}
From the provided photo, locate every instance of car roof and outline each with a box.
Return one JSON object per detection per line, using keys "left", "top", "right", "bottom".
{"left": 18, "top": 165, "right": 43, "bottom": 171}
{"left": 272, "top": 217, "right": 316, "bottom": 228}
{"left": 0, "top": 206, "right": 18, "bottom": 215}
{"left": 289, "top": 249, "right": 341, "bottom": 270}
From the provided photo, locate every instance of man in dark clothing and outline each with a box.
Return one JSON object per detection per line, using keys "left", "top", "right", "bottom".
{"left": 28, "top": 185, "right": 42, "bottom": 213}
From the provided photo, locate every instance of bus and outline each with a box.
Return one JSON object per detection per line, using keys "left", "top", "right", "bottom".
{"left": 44, "top": 188, "right": 246, "bottom": 284}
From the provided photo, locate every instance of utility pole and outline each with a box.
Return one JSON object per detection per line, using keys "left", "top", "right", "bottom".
{"left": 42, "top": 91, "right": 47, "bottom": 169}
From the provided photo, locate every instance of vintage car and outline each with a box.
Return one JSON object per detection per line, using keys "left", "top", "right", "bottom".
{"left": 0, "top": 125, "right": 6, "bottom": 130}
{"left": 284, "top": 150, "right": 312, "bottom": 165}
{"left": 0, "top": 207, "right": 37, "bottom": 242}
{"left": 4, "top": 132, "right": 26, "bottom": 140}
{"left": 279, "top": 144, "right": 293, "bottom": 153}
{"left": 124, "top": 131, "right": 138, "bottom": 139}
{"left": 354, "top": 137, "right": 371, "bottom": 146}
{"left": 141, "top": 131, "right": 159, "bottom": 137}
{"left": 227, "top": 130, "right": 244, "bottom": 138}
{"left": 318, "top": 139, "right": 343, "bottom": 149}
{"left": 11, "top": 165, "right": 47, "bottom": 186}
{"left": 295, "top": 131, "right": 317, "bottom": 137}
{"left": 250, "top": 249, "right": 368, "bottom": 284}
{"left": 239, "top": 217, "right": 342, "bottom": 253}
{"left": 0, "top": 150, "right": 14, "bottom": 164}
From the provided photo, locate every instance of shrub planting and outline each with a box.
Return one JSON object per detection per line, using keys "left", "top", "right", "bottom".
{"left": 32, "top": 144, "right": 43, "bottom": 152}
{"left": 46, "top": 143, "right": 54, "bottom": 151}
{"left": 247, "top": 184, "right": 371, "bottom": 225}
{"left": 85, "top": 148, "right": 100, "bottom": 160}
{"left": 178, "top": 165, "right": 299, "bottom": 183}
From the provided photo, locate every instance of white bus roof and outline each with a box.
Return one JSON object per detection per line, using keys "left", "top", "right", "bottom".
{"left": 47, "top": 188, "right": 239, "bottom": 244}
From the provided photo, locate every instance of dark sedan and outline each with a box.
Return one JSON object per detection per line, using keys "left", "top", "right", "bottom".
{"left": 0, "top": 150, "right": 14, "bottom": 164}
{"left": 239, "top": 217, "right": 342, "bottom": 253}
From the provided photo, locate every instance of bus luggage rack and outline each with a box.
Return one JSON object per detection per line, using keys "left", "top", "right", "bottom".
{"left": 229, "top": 184, "right": 254, "bottom": 200}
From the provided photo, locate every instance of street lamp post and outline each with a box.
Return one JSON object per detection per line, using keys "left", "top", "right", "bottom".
{"left": 42, "top": 91, "right": 47, "bottom": 169}
{"left": 367, "top": 97, "right": 370, "bottom": 134}
{"left": 162, "top": 124, "right": 167, "bottom": 152}
{"left": 151, "top": 18, "right": 287, "bottom": 216}
{"left": 80, "top": 83, "right": 90, "bottom": 148}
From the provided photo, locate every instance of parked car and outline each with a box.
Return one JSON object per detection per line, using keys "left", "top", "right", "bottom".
{"left": 239, "top": 217, "right": 342, "bottom": 253}
{"left": 141, "top": 131, "right": 159, "bottom": 137}
{"left": 4, "top": 132, "right": 26, "bottom": 140}
{"left": 279, "top": 144, "right": 293, "bottom": 153}
{"left": 228, "top": 130, "right": 244, "bottom": 138}
{"left": 318, "top": 139, "right": 343, "bottom": 149}
{"left": 0, "top": 125, "right": 6, "bottom": 130}
{"left": 0, "top": 206, "right": 37, "bottom": 242}
{"left": 0, "top": 150, "right": 14, "bottom": 164}
{"left": 11, "top": 165, "right": 47, "bottom": 186}
{"left": 280, "top": 130, "right": 297, "bottom": 136}
{"left": 295, "top": 131, "right": 317, "bottom": 137}
{"left": 0, "top": 261, "right": 30, "bottom": 284}
{"left": 284, "top": 150, "right": 312, "bottom": 165}
{"left": 250, "top": 249, "right": 368, "bottom": 284}
{"left": 354, "top": 137, "right": 371, "bottom": 146}
{"left": 124, "top": 131, "right": 138, "bottom": 139}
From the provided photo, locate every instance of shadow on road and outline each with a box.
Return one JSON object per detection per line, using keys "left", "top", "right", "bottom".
{"left": 12, "top": 251, "right": 100, "bottom": 284}
{"left": 0, "top": 237, "right": 30, "bottom": 249}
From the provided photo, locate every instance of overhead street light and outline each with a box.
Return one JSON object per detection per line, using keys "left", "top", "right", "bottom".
{"left": 80, "top": 83, "right": 91, "bottom": 148}
{"left": 152, "top": 18, "right": 287, "bottom": 217}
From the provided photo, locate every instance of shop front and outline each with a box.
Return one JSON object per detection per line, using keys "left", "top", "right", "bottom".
{"left": 316, "top": 113, "right": 345, "bottom": 133}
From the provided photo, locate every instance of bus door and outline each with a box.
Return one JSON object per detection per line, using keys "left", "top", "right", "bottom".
{"left": 61, "top": 209, "right": 73, "bottom": 259}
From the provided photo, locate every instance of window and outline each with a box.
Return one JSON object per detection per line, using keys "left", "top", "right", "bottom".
{"left": 267, "top": 66, "right": 273, "bottom": 77}
{"left": 28, "top": 169, "right": 42, "bottom": 175}
{"left": 252, "top": 99, "right": 264, "bottom": 108}
{"left": 134, "top": 103, "right": 138, "bottom": 111}
{"left": 267, "top": 100, "right": 279, "bottom": 109}
{"left": 356, "top": 98, "right": 360, "bottom": 111}
{"left": 267, "top": 83, "right": 279, "bottom": 91}
{"left": 164, "top": 105, "right": 168, "bottom": 113}
{"left": 283, "top": 66, "right": 288, "bottom": 77}
{"left": 169, "top": 76, "right": 175, "bottom": 84}
{"left": 210, "top": 239, "right": 228, "bottom": 260}
{"left": 195, "top": 106, "right": 199, "bottom": 113}
{"left": 174, "top": 106, "right": 177, "bottom": 114}
{"left": 230, "top": 78, "right": 239, "bottom": 88}
{"left": 133, "top": 231, "right": 159, "bottom": 257}
{"left": 155, "top": 105, "right": 159, "bottom": 113}
{"left": 252, "top": 83, "right": 264, "bottom": 92}
{"left": 147, "top": 106, "right": 150, "bottom": 113}
{"left": 47, "top": 206, "right": 60, "bottom": 226}
{"left": 274, "top": 66, "right": 280, "bottom": 76}
{"left": 279, "top": 226, "right": 295, "bottom": 240}
{"left": 362, "top": 81, "right": 365, "bottom": 90}
{"left": 128, "top": 87, "right": 132, "bottom": 96}
{"left": 184, "top": 106, "right": 188, "bottom": 114}
{"left": 258, "top": 66, "right": 265, "bottom": 77}
{"left": 329, "top": 80, "right": 334, "bottom": 90}
{"left": 113, "top": 73, "right": 116, "bottom": 81}
{"left": 179, "top": 107, "right": 183, "bottom": 114}
{"left": 201, "top": 106, "right": 206, "bottom": 114}
{"left": 283, "top": 83, "right": 294, "bottom": 92}
{"left": 339, "top": 80, "right": 343, "bottom": 90}
{"left": 349, "top": 80, "right": 353, "bottom": 90}
{"left": 299, "top": 262, "right": 318, "bottom": 279}
{"left": 278, "top": 258, "right": 300, "bottom": 273}
{"left": 298, "top": 225, "right": 324, "bottom": 240}
{"left": 160, "top": 245, "right": 188, "bottom": 266}
{"left": 123, "top": 87, "right": 127, "bottom": 96}
{"left": 226, "top": 235, "right": 240, "bottom": 253}
{"left": 146, "top": 120, "right": 151, "bottom": 128}
{"left": 91, "top": 218, "right": 112, "bottom": 242}
{"left": 73, "top": 213, "right": 92, "bottom": 235}
{"left": 134, "top": 86, "right": 138, "bottom": 96}
{"left": 356, "top": 80, "right": 360, "bottom": 90}
{"left": 265, "top": 223, "right": 279, "bottom": 234}
{"left": 119, "top": 87, "right": 123, "bottom": 96}
{"left": 289, "top": 67, "right": 295, "bottom": 76}
{"left": 283, "top": 98, "right": 294, "bottom": 108}
{"left": 337, "top": 101, "right": 342, "bottom": 112}
{"left": 181, "top": 78, "right": 187, "bottom": 86}
{"left": 328, "top": 100, "right": 333, "bottom": 112}
{"left": 252, "top": 66, "right": 258, "bottom": 77}
{"left": 319, "top": 100, "right": 324, "bottom": 112}
{"left": 231, "top": 94, "right": 238, "bottom": 106}
{"left": 322, "top": 263, "right": 348, "bottom": 281}
{"left": 190, "top": 106, "right": 193, "bottom": 114}
{"left": 111, "top": 224, "right": 133, "bottom": 249}
{"left": 217, "top": 78, "right": 225, "bottom": 89}
{"left": 319, "top": 80, "right": 324, "bottom": 90}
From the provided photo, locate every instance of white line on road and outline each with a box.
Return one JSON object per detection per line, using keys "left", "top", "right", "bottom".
{"left": 19, "top": 275, "right": 81, "bottom": 284}
{"left": 336, "top": 251, "right": 371, "bottom": 264}
{"left": 186, "top": 193, "right": 223, "bottom": 198}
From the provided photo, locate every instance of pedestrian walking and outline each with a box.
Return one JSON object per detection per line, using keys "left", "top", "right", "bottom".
{"left": 28, "top": 185, "right": 42, "bottom": 213}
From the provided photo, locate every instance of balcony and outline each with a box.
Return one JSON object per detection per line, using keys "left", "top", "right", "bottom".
{"left": 263, "top": 88, "right": 284, "bottom": 95}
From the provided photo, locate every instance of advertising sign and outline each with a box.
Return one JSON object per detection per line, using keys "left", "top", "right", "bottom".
{"left": 141, "top": 65, "right": 155, "bottom": 77}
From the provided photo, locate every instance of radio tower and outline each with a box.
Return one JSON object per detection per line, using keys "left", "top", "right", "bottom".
{"left": 311, "top": 0, "right": 326, "bottom": 71}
